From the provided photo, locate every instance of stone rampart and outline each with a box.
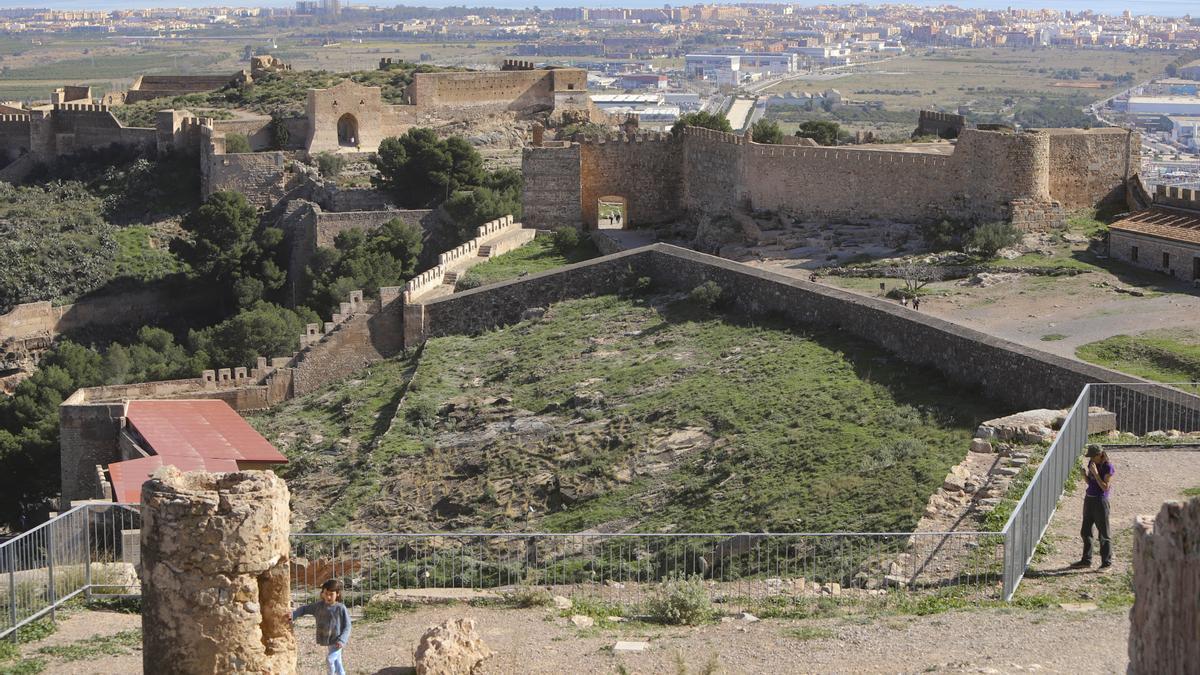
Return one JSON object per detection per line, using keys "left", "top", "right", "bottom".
{"left": 914, "top": 110, "right": 967, "bottom": 139}
{"left": 419, "top": 243, "right": 1159, "bottom": 411}
{"left": 0, "top": 114, "right": 30, "bottom": 160}
{"left": 125, "top": 74, "right": 237, "bottom": 104}
{"left": 1, "top": 287, "right": 212, "bottom": 345}
{"left": 409, "top": 67, "right": 585, "bottom": 112}
{"left": 1044, "top": 128, "right": 1138, "bottom": 210}
{"left": 1128, "top": 498, "right": 1200, "bottom": 673}
{"left": 580, "top": 132, "right": 681, "bottom": 227}
{"left": 522, "top": 142, "right": 581, "bottom": 229}
{"left": 525, "top": 125, "right": 1134, "bottom": 231}
{"left": 211, "top": 116, "right": 308, "bottom": 152}
{"left": 402, "top": 215, "right": 527, "bottom": 303}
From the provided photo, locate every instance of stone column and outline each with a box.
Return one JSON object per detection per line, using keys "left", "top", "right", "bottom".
{"left": 141, "top": 467, "right": 296, "bottom": 674}
{"left": 1128, "top": 498, "right": 1200, "bottom": 674}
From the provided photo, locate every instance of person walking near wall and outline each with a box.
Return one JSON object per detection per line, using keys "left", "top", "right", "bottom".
{"left": 1072, "top": 444, "right": 1115, "bottom": 570}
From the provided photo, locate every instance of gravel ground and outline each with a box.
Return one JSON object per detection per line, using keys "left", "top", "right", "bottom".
{"left": 27, "top": 603, "right": 1127, "bottom": 675}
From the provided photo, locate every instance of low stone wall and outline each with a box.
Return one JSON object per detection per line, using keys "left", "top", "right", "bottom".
{"left": 1, "top": 287, "right": 211, "bottom": 344}
{"left": 1128, "top": 498, "right": 1200, "bottom": 673}
{"left": 419, "top": 244, "right": 1161, "bottom": 411}
{"left": 402, "top": 215, "right": 528, "bottom": 303}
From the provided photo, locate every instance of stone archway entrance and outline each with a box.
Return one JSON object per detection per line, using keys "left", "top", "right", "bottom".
{"left": 337, "top": 113, "right": 359, "bottom": 148}
{"left": 597, "top": 196, "right": 628, "bottom": 229}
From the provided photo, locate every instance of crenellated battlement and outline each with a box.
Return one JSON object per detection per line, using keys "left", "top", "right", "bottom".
{"left": 1155, "top": 184, "right": 1200, "bottom": 210}
{"left": 0, "top": 113, "right": 30, "bottom": 122}
{"left": 403, "top": 215, "right": 528, "bottom": 304}
{"left": 576, "top": 131, "right": 672, "bottom": 145}
{"left": 52, "top": 103, "right": 110, "bottom": 112}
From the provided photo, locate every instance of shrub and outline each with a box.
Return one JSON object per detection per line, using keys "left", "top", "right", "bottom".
{"left": 224, "top": 133, "right": 251, "bottom": 154}
{"left": 964, "top": 221, "right": 1022, "bottom": 258}
{"left": 689, "top": 281, "right": 723, "bottom": 309}
{"left": 552, "top": 226, "right": 581, "bottom": 254}
{"left": 315, "top": 152, "right": 347, "bottom": 178}
{"left": 671, "top": 111, "right": 732, "bottom": 136}
{"left": 647, "top": 575, "right": 714, "bottom": 625}
{"left": 917, "top": 219, "right": 970, "bottom": 251}
{"left": 750, "top": 119, "right": 784, "bottom": 144}
{"left": 268, "top": 114, "right": 290, "bottom": 150}
{"left": 455, "top": 273, "right": 483, "bottom": 291}
{"left": 504, "top": 587, "right": 553, "bottom": 608}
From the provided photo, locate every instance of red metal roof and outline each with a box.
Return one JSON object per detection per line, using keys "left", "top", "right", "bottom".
{"left": 108, "top": 455, "right": 238, "bottom": 504}
{"left": 107, "top": 400, "right": 286, "bottom": 504}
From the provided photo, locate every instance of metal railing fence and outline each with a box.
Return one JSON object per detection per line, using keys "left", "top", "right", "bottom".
{"left": 290, "top": 530, "right": 1004, "bottom": 610}
{"left": 1, "top": 503, "right": 140, "bottom": 641}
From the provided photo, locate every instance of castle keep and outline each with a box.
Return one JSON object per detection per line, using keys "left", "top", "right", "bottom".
{"left": 522, "top": 126, "right": 1139, "bottom": 230}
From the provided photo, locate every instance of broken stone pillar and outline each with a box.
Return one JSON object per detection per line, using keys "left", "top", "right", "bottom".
{"left": 1128, "top": 498, "right": 1200, "bottom": 674}
{"left": 141, "top": 467, "right": 296, "bottom": 674}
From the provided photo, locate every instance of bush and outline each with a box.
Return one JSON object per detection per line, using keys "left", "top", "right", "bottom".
{"left": 671, "top": 111, "right": 733, "bottom": 136}
{"left": 503, "top": 587, "right": 553, "bottom": 608}
{"left": 455, "top": 273, "right": 483, "bottom": 291}
{"left": 917, "top": 219, "right": 971, "bottom": 251}
{"left": 795, "top": 120, "right": 842, "bottom": 146}
{"left": 964, "top": 221, "right": 1022, "bottom": 258}
{"left": 751, "top": 119, "right": 783, "bottom": 145}
{"left": 315, "top": 152, "right": 347, "bottom": 178}
{"left": 689, "top": 281, "right": 722, "bottom": 309}
{"left": 224, "top": 133, "right": 251, "bottom": 154}
{"left": 647, "top": 575, "right": 714, "bottom": 625}
{"left": 552, "top": 227, "right": 581, "bottom": 254}
{"left": 268, "top": 114, "right": 290, "bottom": 150}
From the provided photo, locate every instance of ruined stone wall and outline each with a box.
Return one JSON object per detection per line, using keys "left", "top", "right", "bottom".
{"left": 1128, "top": 498, "right": 1200, "bottom": 673}
{"left": 200, "top": 124, "right": 288, "bottom": 207}
{"left": 32, "top": 105, "right": 156, "bottom": 159}
{"left": 212, "top": 116, "right": 308, "bottom": 152}
{"left": 291, "top": 306, "right": 402, "bottom": 395}
{"left": 522, "top": 142, "right": 582, "bottom": 230}
{"left": 140, "top": 468, "right": 295, "bottom": 674}
{"left": 1045, "top": 128, "right": 1137, "bottom": 210}
{"left": 125, "top": 74, "right": 236, "bottom": 104}
{"left": 580, "top": 133, "right": 681, "bottom": 227}
{"left": 420, "top": 244, "right": 1153, "bottom": 410}
{"left": 59, "top": 399, "right": 125, "bottom": 504}
{"left": 410, "top": 68, "right": 584, "bottom": 111}
{"left": 914, "top": 110, "right": 967, "bottom": 139}
{"left": 1, "top": 287, "right": 213, "bottom": 345}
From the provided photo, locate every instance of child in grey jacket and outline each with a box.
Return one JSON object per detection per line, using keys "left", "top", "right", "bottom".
{"left": 291, "top": 579, "right": 352, "bottom": 675}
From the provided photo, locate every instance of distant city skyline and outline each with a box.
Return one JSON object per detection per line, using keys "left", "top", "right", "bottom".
{"left": 5, "top": 0, "right": 1195, "bottom": 19}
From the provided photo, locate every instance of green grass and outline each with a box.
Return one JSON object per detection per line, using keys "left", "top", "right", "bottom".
{"left": 259, "top": 293, "right": 1002, "bottom": 535}
{"left": 1076, "top": 329, "right": 1200, "bottom": 383}
{"left": 460, "top": 237, "right": 598, "bottom": 288}
{"left": 1041, "top": 334, "right": 1067, "bottom": 342}
{"left": 112, "top": 226, "right": 184, "bottom": 282}
{"left": 35, "top": 629, "right": 140, "bottom": 662}
{"left": 1182, "top": 486, "right": 1200, "bottom": 498}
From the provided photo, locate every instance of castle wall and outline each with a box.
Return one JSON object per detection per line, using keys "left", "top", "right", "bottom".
{"left": 306, "top": 81, "right": 387, "bottom": 154}
{"left": 0, "top": 287, "right": 214, "bottom": 345}
{"left": 410, "top": 68, "right": 584, "bottom": 112}
{"left": 35, "top": 105, "right": 156, "bottom": 159}
{"left": 420, "top": 244, "right": 1153, "bottom": 411}
{"left": 537, "top": 126, "right": 1126, "bottom": 230}
{"left": 580, "top": 133, "right": 682, "bottom": 227}
{"left": 200, "top": 126, "right": 289, "bottom": 207}
{"left": 212, "top": 116, "right": 309, "bottom": 152}
{"left": 59, "top": 399, "right": 125, "bottom": 503}
{"left": 522, "top": 143, "right": 582, "bottom": 230}
{"left": 125, "top": 74, "right": 236, "bottom": 104}
{"left": 1045, "top": 128, "right": 1138, "bottom": 210}
{"left": 0, "top": 114, "right": 31, "bottom": 160}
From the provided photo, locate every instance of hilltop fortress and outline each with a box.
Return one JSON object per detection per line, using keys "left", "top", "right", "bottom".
{"left": 523, "top": 125, "right": 1139, "bottom": 230}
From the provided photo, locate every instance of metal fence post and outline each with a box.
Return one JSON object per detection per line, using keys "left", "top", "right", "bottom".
{"left": 7, "top": 553, "right": 16, "bottom": 644}
{"left": 83, "top": 507, "right": 92, "bottom": 601}
{"left": 46, "top": 523, "right": 56, "bottom": 622}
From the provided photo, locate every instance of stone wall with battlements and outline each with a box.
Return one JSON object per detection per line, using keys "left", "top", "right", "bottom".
{"left": 200, "top": 123, "right": 291, "bottom": 207}
{"left": 0, "top": 113, "right": 30, "bottom": 160}
{"left": 409, "top": 63, "right": 586, "bottom": 113}
{"left": 124, "top": 74, "right": 239, "bottom": 104}
{"left": 522, "top": 142, "right": 582, "bottom": 230}
{"left": 914, "top": 110, "right": 967, "bottom": 139}
{"left": 524, "top": 125, "right": 1135, "bottom": 231}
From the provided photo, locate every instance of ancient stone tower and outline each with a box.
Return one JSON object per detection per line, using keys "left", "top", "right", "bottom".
{"left": 1128, "top": 497, "right": 1200, "bottom": 673}
{"left": 141, "top": 467, "right": 296, "bottom": 674}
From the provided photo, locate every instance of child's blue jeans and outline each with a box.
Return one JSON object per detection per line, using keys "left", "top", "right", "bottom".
{"left": 326, "top": 645, "right": 346, "bottom": 675}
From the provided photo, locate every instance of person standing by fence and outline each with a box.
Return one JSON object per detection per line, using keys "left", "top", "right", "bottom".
{"left": 1072, "top": 444, "right": 1115, "bottom": 570}
{"left": 291, "top": 579, "right": 353, "bottom": 675}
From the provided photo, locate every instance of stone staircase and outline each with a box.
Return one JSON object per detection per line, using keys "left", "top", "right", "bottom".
{"left": 443, "top": 271, "right": 460, "bottom": 286}
{"left": 477, "top": 245, "right": 494, "bottom": 258}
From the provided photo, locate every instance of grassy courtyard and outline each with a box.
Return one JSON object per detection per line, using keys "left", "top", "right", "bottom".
{"left": 255, "top": 292, "right": 1002, "bottom": 534}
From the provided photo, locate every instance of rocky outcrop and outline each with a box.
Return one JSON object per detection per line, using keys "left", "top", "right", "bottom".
{"left": 1128, "top": 498, "right": 1200, "bottom": 674}
{"left": 140, "top": 468, "right": 295, "bottom": 674}
{"left": 413, "top": 618, "right": 494, "bottom": 675}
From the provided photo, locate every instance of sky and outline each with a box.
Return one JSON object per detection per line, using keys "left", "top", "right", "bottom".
{"left": 0, "top": 0, "right": 1194, "bottom": 18}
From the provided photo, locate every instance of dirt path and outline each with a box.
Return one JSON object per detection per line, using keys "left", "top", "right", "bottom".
{"left": 1016, "top": 449, "right": 1200, "bottom": 600}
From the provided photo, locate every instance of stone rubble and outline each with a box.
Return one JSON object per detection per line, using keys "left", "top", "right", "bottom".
{"left": 413, "top": 618, "right": 495, "bottom": 675}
